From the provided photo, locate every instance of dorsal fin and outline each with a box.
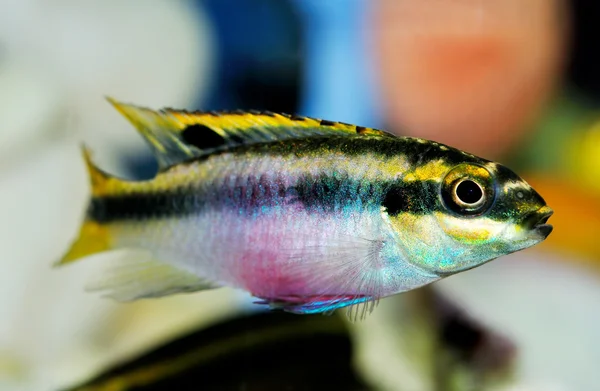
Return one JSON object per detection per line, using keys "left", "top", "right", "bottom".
{"left": 107, "top": 97, "right": 394, "bottom": 171}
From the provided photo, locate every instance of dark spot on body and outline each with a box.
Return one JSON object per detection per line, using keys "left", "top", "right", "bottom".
{"left": 382, "top": 181, "right": 439, "bottom": 216}
{"left": 355, "top": 126, "right": 367, "bottom": 134}
{"left": 291, "top": 174, "right": 439, "bottom": 215}
{"left": 181, "top": 124, "right": 227, "bottom": 150}
{"left": 382, "top": 186, "right": 408, "bottom": 215}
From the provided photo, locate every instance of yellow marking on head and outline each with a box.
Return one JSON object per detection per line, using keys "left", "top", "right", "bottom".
{"left": 483, "top": 162, "right": 501, "bottom": 175}
{"left": 434, "top": 212, "right": 512, "bottom": 244}
{"left": 387, "top": 212, "right": 421, "bottom": 231}
{"left": 502, "top": 181, "right": 528, "bottom": 192}
{"left": 385, "top": 212, "right": 444, "bottom": 249}
{"left": 446, "top": 227, "right": 492, "bottom": 242}
{"left": 403, "top": 159, "right": 451, "bottom": 182}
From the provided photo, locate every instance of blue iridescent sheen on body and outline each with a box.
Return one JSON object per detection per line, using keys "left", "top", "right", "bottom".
{"left": 262, "top": 296, "right": 374, "bottom": 314}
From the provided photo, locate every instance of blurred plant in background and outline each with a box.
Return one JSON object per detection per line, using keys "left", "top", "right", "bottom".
{"left": 1, "top": 0, "right": 599, "bottom": 390}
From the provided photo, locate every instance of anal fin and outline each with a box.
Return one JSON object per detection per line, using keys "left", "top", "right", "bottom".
{"left": 86, "top": 252, "right": 220, "bottom": 302}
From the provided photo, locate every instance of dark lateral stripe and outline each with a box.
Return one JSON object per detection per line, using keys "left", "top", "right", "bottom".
{"left": 382, "top": 181, "right": 439, "bottom": 215}
{"left": 87, "top": 175, "right": 291, "bottom": 223}
{"left": 292, "top": 174, "right": 440, "bottom": 215}
{"left": 88, "top": 193, "right": 201, "bottom": 223}
{"left": 88, "top": 175, "right": 443, "bottom": 224}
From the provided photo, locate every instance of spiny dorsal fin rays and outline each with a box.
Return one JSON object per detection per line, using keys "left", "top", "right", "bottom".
{"left": 106, "top": 97, "right": 394, "bottom": 171}
{"left": 165, "top": 107, "right": 392, "bottom": 140}
{"left": 107, "top": 97, "right": 197, "bottom": 170}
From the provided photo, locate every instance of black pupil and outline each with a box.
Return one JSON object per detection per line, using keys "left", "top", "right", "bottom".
{"left": 456, "top": 180, "right": 483, "bottom": 204}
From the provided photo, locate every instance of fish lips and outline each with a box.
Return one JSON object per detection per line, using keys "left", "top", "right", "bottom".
{"left": 523, "top": 206, "right": 554, "bottom": 239}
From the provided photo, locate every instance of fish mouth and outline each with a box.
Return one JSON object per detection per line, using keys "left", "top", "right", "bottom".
{"left": 522, "top": 206, "right": 554, "bottom": 239}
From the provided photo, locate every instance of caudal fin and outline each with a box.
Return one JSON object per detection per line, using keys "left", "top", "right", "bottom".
{"left": 55, "top": 146, "right": 114, "bottom": 266}
{"left": 56, "top": 145, "right": 222, "bottom": 301}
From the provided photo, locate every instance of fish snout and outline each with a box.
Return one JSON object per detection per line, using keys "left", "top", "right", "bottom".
{"left": 523, "top": 206, "right": 553, "bottom": 239}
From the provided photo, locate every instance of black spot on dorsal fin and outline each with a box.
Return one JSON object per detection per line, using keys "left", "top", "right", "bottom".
{"left": 355, "top": 126, "right": 367, "bottom": 134}
{"left": 181, "top": 124, "right": 226, "bottom": 150}
{"left": 320, "top": 119, "right": 336, "bottom": 126}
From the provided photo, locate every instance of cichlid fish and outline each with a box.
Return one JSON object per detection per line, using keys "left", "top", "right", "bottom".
{"left": 57, "top": 98, "right": 553, "bottom": 317}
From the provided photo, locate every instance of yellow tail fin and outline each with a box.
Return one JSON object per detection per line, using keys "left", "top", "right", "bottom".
{"left": 57, "top": 221, "right": 111, "bottom": 265}
{"left": 55, "top": 146, "right": 113, "bottom": 266}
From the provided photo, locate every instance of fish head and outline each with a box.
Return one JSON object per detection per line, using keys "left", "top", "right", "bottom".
{"left": 388, "top": 159, "right": 553, "bottom": 276}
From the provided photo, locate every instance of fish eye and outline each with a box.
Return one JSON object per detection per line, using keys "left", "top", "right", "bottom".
{"left": 441, "top": 164, "right": 495, "bottom": 216}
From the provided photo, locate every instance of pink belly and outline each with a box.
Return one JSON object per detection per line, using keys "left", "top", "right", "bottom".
{"left": 236, "top": 249, "right": 309, "bottom": 298}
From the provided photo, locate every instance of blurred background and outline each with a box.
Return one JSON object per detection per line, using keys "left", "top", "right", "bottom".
{"left": 0, "top": 0, "right": 599, "bottom": 390}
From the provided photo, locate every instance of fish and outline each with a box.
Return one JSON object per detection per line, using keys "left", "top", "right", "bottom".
{"left": 56, "top": 97, "right": 553, "bottom": 317}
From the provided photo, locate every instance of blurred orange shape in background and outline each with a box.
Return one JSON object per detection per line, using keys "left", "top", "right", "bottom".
{"left": 525, "top": 175, "right": 600, "bottom": 269}
{"left": 373, "top": 0, "right": 570, "bottom": 158}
